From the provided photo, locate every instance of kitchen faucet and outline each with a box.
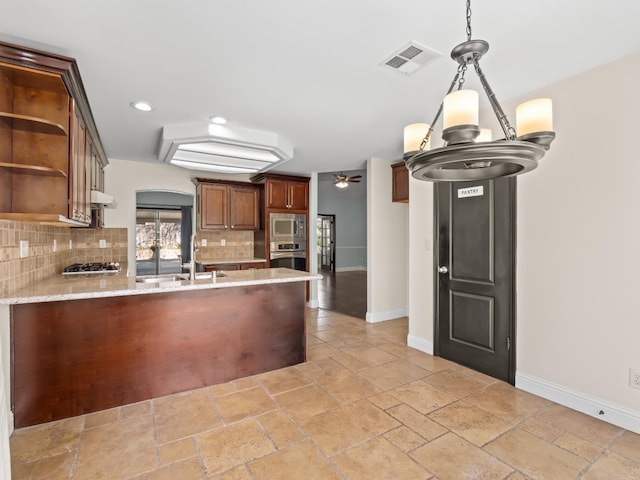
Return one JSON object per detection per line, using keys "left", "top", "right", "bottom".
{"left": 182, "top": 233, "right": 198, "bottom": 281}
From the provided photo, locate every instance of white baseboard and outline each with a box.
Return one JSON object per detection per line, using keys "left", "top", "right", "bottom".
{"left": 335, "top": 266, "right": 367, "bottom": 272}
{"left": 407, "top": 334, "right": 433, "bottom": 355}
{"left": 307, "top": 299, "right": 319, "bottom": 309}
{"left": 516, "top": 372, "right": 640, "bottom": 435}
{"left": 365, "top": 308, "right": 407, "bottom": 323}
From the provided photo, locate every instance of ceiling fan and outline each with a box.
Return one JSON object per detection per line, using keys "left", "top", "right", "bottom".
{"left": 334, "top": 172, "right": 362, "bottom": 188}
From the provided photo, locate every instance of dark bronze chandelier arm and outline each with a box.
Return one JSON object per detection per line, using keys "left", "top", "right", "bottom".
{"left": 473, "top": 60, "right": 516, "bottom": 140}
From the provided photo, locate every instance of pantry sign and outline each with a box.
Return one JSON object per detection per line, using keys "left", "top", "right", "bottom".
{"left": 457, "top": 185, "right": 484, "bottom": 199}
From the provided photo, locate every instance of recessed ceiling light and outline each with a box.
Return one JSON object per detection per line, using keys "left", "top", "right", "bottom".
{"left": 209, "top": 116, "right": 227, "bottom": 125}
{"left": 131, "top": 101, "right": 154, "bottom": 112}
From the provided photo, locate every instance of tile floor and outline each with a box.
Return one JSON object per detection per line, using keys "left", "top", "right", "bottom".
{"left": 10, "top": 309, "right": 640, "bottom": 479}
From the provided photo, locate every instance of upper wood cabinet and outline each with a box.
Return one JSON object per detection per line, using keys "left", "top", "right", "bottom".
{"left": 195, "top": 179, "right": 260, "bottom": 231}
{"left": 252, "top": 173, "right": 310, "bottom": 212}
{"left": 0, "top": 41, "right": 107, "bottom": 226}
{"left": 391, "top": 161, "right": 409, "bottom": 203}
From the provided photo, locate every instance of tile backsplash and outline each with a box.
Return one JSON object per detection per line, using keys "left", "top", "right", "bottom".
{"left": 0, "top": 220, "right": 127, "bottom": 296}
{"left": 195, "top": 230, "right": 254, "bottom": 261}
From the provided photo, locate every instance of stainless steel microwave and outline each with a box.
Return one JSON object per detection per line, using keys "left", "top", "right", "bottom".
{"left": 270, "top": 213, "right": 306, "bottom": 240}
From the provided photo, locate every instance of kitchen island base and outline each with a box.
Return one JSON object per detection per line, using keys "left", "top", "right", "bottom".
{"left": 11, "top": 281, "right": 305, "bottom": 428}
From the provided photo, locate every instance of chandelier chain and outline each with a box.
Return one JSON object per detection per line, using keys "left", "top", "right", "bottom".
{"left": 466, "top": 0, "right": 472, "bottom": 40}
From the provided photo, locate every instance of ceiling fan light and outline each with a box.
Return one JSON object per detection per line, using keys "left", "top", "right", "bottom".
{"left": 335, "top": 181, "right": 348, "bottom": 188}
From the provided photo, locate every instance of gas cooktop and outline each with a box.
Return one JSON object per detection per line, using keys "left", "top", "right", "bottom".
{"left": 63, "top": 262, "right": 121, "bottom": 275}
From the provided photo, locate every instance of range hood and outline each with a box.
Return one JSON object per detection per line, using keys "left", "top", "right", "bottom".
{"left": 90, "top": 190, "right": 116, "bottom": 208}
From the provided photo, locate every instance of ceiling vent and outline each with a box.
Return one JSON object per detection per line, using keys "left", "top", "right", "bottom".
{"left": 380, "top": 41, "right": 441, "bottom": 75}
{"left": 158, "top": 122, "right": 294, "bottom": 174}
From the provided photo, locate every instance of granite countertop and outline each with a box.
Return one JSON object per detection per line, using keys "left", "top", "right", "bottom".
{"left": 195, "top": 257, "right": 267, "bottom": 265}
{"left": 0, "top": 267, "right": 321, "bottom": 305}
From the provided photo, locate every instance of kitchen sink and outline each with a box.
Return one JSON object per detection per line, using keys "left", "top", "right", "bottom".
{"left": 135, "top": 274, "right": 189, "bottom": 283}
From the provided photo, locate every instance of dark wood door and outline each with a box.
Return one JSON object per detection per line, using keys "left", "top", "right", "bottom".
{"left": 288, "top": 181, "right": 309, "bottom": 211}
{"left": 266, "top": 179, "right": 289, "bottom": 209}
{"left": 435, "top": 178, "right": 516, "bottom": 383}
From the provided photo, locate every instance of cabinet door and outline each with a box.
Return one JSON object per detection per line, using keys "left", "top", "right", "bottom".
{"left": 240, "top": 262, "right": 265, "bottom": 270}
{"left": 229, "top": 186, "right": 260, "bottom": 230}
{"left": 391, "top": 162, "right": 409, "bottom": 203}
{"left": 288, "top": 181, "right": 309, "bottom": 211}
{"left": 199, "top": 184, "right": 228, "bottom": 230}
{"left": 204, "top": 263, "right": 240, "bottom": 272}
{"left": 265, "top": 179, "right": 289, "bottom": 209}
{"left": 70, "top": 105, "right": 88, "bottom": 224}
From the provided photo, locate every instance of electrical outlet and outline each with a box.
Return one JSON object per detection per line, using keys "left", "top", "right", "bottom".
{"left": 220, "top": 239, "right": 226, "bottom": 247}
{"left": 99, "top": 239, "right": 106, "bottom": 248}
{"left": 19, "top": 240, "right": 29, "bottom": 258}
{"left": 201, "top": 239, "right": 207, "bottom": 247}
{"left": 630, "top": 369, "right": 640, "bottom": 389}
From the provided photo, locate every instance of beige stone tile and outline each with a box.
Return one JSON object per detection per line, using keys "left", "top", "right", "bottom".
{"left": 428, "top": 401, "right": 512, "bottom": 446}
{"left": 197, "top": 419, "right": 275, "bottom": 475}
{"left": 258, "top": 366, "right": 311, "bottom": 395}
{"left": 610, "top": 430, "right": 640, "bottom": 463}
{"left": 258, "top": 410, "right": 305, "bottom": 448}
{"left": 306, "top": 334, "right": 324, "bottom": 346}
{"left": 10, "top": 452, "right": 74, "bottom": 480}
{"left": 338, "top": 345, "right": 398, "bottom": 366}
{"left": 411, "top": 432, "right": 513, "bottom": 480}
{"left": 581, "top": 452, "right": 640, "bottom": 480}
{"left": 387, "top": 404, "right": 448, "bottom": 441}
{"left": 376, "top": 342, "right": 421, "bottom": 357}
{"left": 121, "top": 400, "right": 151, "bottom": 420}
{"left": 367, "top": 392, "right": 402, "bottom": 410}
{"left": 275, "top": 385, "right": 339, "bottom": 421}
{"left": 407, "top": 352, "right": 456, "bottom": 373}
{"left": 10, "top": 416, "right": 84, "bottom": 464}
{"left": 465, "top": 381, "right": 550, "bottom": 423}
{"left": 213, "top": 386, "right": 278, "bottom": 423}
{"left": 309, "top": 365, "right": 380, "bottom": 404}
{"left": 84, "top": 407, "right": 119, "bottom": 429}
{"left": 73, "top": 415, "right": 156, "bottom": 479}
{"left": 300, "top": 399, "right": 399, "bottom": 456}
{"left": 248, "top": 441, "right": 341, "bottom": 480}
{"left": 333, "top": 436, "right": 431, "bottom": 479}
{"left": 554, "top": 431, "right": 604, "bottom": 461}
{"left": 389, "top": 380, "right": 458, "bottom": 414}
{"left": 306, "top": 343, "right": 343, "bottom": 361}
{"left": 133, "top": 457, "right": 204, "bottom": 480}
{"left": 210, "top": 465, "right": 253, "bottom": 479}
{"left": 505, "top": 472, "right": 529, "bottom": 480}
{"left": 157, "top": 437, "right": 197, "bottom": 466}
{"left": 383, "top": 426, "right": 427, "bottom": 452}
{"left": 519, "top": 416, "right": 563, "bottom": 442}
{"left": 452, "top": 365, "right": 500, "bottom": 385}
{"left": 153, "top": 389, "right": 221, "bottom": 444}
{"left": 331, "top": 353, "right": 370, "bottom": 371}
{"left": 359, "top": 359, "right": 429, "bottom": 390}
{"left": 421, "top": 369, "right": 489, "bottom": 397}
{"left": 535, "top": 404, "right": 623, "bottom": 447}
{"left": 485, "top": 428, "right": 588, "bottom": 479}
{"left": 209, "top": 382, "right": 237, "bottom": 397}
{"left": 232, "top": 376, "right": 260, "bottom": 391}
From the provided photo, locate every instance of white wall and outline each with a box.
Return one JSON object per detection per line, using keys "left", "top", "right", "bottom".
{"left": 366, "top": 158, "right": 409, "bottom": 323}
{"left": 408, "top": 177, "right": 434, "bottom": 353}
{"left": 407, "top": 52, "right": 640, "bottom": 432}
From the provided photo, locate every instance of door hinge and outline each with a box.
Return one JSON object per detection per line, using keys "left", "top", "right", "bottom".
{"left": 507, "top": 337, "right": 511, "bottom": 350}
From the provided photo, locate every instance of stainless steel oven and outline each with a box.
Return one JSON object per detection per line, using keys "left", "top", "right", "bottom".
{"left": 270, "top": 239, "right": 306, "bottom": 271}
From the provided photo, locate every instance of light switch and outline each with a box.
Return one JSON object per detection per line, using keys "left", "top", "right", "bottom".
{"left": 19, "top": 240, "right": 29, "bottom": 258}
{"left": 53, "top": 239, "right": 57, "bottom": 252}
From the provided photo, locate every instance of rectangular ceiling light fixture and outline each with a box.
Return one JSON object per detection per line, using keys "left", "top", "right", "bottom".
{"left": 158, "top": 122, "right": 294, "bottom": 174}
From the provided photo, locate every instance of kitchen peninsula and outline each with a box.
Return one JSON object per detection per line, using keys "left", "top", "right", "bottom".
{"left": 1, "top": 267, "right": 320, "bottom": 428}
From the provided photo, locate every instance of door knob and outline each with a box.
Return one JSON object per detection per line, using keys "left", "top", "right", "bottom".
{"left": 438, "top": 266, "right": 448, "bottom": 274}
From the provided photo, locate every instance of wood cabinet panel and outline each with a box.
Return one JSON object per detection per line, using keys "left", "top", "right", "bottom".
{"left": 195, "top": 179, "right": 260, "bottom": 231}
{"left": 392, "top": 161, "right": 409, "bottom": 203}
{"left": 262, "top": 176, "right": 309, "bottom": 212}
{"left": 0, "top": 42, "right": 107, "bottom": 226}
{"left": 11, "top": 282, "right": 305, "bottom": 427}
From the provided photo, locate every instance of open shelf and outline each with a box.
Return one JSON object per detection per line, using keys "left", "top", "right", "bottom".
{"left": 0, "top": 112, "right": 67, "bottom": 136}
{"left": 0, "top": 161, "right": 67, "bottom": 177}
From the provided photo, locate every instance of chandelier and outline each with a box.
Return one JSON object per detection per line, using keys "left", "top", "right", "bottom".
{"left": 404, "top": 0, "right": 555, "bottom": 182}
